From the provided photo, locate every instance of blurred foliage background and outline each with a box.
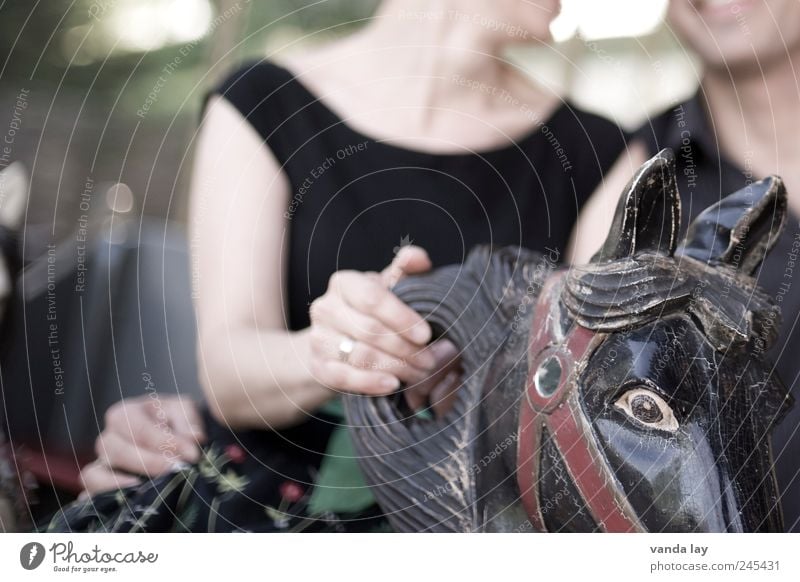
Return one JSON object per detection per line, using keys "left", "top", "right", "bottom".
{"left": 0, "top": 0, "right": 699, "bottom": 249}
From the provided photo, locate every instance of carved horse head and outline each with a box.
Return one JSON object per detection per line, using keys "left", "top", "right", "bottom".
{"left": 346, "top": 149, "right": 792, "bottom": 532}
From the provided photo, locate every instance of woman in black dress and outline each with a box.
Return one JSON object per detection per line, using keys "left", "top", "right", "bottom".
{"left": 51, "top": 0, "right": 626, "bottom": 532}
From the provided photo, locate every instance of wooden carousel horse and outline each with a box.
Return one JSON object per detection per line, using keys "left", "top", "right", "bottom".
{"left": 346, "top": 149, "right": 793, "bottom": 532}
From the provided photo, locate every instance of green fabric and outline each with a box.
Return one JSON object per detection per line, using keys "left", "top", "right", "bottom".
{"left": 308, "top": 398, "right": 376, "bottom": 515}
{"left": 318, "top": 397, "right": 345, "bottom": 418}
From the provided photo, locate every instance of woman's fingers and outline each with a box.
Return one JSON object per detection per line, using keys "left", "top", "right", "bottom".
{"left": 162, "top": 397, "right": 205, "bottom": 439}
{"left": 104, "top": 396, "right": 203, "bottom": 464}
{"left": 103, "top": 399, "right": 179, "bottom": 463}
{"left": 310, "top": 326, "right": 430, "bottom": 386}
{"left": 80, "top": 461, "right": 142, "bottom": 496}
{"left": 79, "top": 395, "right": 203, "bottom": 498}
{"left": 404, "top": 367, "right": 461, "bottom": 416}
{"left": 311, "top": 294, "right": 437, "bottom": 370}
{"left": 94, "top": 430, "right": 179, "bottom": 478}
{"left": 160, "top": 397, "right": 206, "bottom": 462}
{"left": 429, "top": 370, "right": 463, "bottom": 418}
{"left": 309, "top": 249, "right": 438, "bottom": 395}
{"left": 402, "top": 340, "right": 462, "bottom": 416}
{"left": 329, "top": 270, "right": 431, "bottom": 344}
{"left": 311, "top": 355, "right": 401, "bottom": 395}
{"left": 381, "top": 246, "right": 432, "bottom": 288}
{"left": 104, "top": 397, "right": 168, "bottom": 454}
{"left": 309, "top": 327, "right": 463, "bottom": 398}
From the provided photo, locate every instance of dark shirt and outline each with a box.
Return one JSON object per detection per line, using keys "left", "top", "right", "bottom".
{"left": 213, "top": 61, "right": 628, "bottom": 330}
{"left": 636, "top": 95, "right": 800, "bottom": 531}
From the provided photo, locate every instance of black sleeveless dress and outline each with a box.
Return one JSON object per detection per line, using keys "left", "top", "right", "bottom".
{"left": 635, "top": 95, "right": 800, "bottom": 532}
{"left": 44, "top": 61, "right": 626, "bottom": 532}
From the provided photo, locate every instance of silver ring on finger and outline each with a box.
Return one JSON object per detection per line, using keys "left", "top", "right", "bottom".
{"left": 338, "top": 336, "right": 356, "bottom": 363}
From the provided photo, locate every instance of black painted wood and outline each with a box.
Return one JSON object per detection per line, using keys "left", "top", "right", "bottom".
{"left": 345, "top": 149, "right": 793, "bottom": 532}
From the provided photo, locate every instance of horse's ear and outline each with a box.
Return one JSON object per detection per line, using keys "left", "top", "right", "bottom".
{"left": 676, "top": 176, "right": 787, "bottom": 275}
{"left": 592, "top": 149, "right": 681, "bottom": 263}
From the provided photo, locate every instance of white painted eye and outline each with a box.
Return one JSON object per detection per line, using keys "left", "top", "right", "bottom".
{"left": 614, "top": 387, "right": 679, "bottom": 433}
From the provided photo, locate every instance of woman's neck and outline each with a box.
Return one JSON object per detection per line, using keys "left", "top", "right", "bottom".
{"left": 361, "top": 0, "right": 508, "bottom": 82}
{"left": 321, "top": 0, "right": 524, "bottom": 117}
{"left": 703, "top": 54, "right": 800, "bottom": 189}
{"left": 280, "top": 0, "right": 556, "bottom": 153}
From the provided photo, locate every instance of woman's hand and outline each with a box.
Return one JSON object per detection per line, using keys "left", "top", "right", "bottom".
{"left": 80, "top": 395, "right": 205, "bottom": 496}
{"left": 309, "top": 246, "right": 454, "bottom": 395}
{"left": 402, "top": 340, "right": 461, "bottom": 417}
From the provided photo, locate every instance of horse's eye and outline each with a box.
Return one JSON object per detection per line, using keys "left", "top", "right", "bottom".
{"left": 614, "top": 387, "right": 678, "bottom": 432}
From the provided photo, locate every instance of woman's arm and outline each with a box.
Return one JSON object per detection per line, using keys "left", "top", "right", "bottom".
{"left": 190, "top": 96, "right": 331, "bottom": 429}
{"left": 191, "top": 97, "right": 439, "bottom": 430}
